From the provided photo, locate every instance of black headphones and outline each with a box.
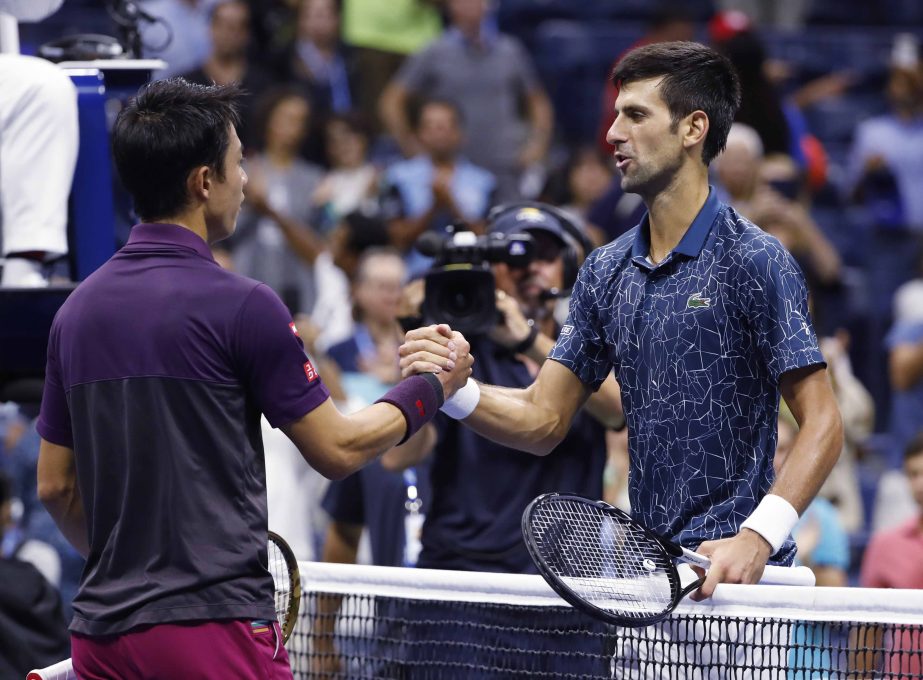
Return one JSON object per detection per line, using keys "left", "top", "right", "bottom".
{"left": 487, "top": 201, "right": 593, "bottom": 294}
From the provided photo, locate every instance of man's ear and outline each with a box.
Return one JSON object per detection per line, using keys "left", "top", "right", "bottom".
{"left": 187, "top": 165, "right": 211, "bottom": 202}
{"left": 683, "top": 110, "right": 709, "bottom": 153}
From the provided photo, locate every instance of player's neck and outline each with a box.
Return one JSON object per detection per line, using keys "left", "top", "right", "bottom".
{"left": 156, "top": 210, "right": 210, "bottom": 245}
{"left": 644, "top": 167, "right": 709, "bottom": 264}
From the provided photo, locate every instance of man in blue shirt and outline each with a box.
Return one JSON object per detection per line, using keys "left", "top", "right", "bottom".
{"left": 400, "top": 41, "right": 843, "bottom": 598}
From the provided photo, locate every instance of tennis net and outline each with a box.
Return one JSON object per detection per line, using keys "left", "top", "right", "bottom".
{"left": 289, "top": 561, "right": 923, "bottom": 679}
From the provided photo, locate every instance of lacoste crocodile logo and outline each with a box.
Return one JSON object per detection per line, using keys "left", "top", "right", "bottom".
{"left": 687, "top": 293, "right": 711, "bottom": 309}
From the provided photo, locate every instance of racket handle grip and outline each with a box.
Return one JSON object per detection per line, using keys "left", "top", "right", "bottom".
{"left": 758, "top": 565, "right": 816, "bottom": 586}
{"left": 26, "top": 658, "right": 76, "bottom": 680}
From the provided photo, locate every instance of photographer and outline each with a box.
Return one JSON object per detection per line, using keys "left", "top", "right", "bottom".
{"left": 391, "top": 203, "right": 623, "bottom": 573}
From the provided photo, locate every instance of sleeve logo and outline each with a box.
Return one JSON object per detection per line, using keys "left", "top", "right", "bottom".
{"left": 560, "top": 325, "right": 574, "bottom": 336}
{"left": 303, "top": 359, "right": 318, "bottom": 382}
{"left": 289, "top": 322, "right": 300, "bottom": 337}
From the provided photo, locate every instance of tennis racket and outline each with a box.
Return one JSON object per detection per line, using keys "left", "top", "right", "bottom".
{"left": 28, "top": 532, "right": 303, "bottom": 679}
{"left": 267, "top": 530, "right": 302, "bottom": 644}
{"left": 522, "top": 492, "right": 815, "bottom": 628}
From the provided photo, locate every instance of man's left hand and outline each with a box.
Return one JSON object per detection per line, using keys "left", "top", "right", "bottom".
{"left": 689, "top": 529, "right": 772, "bottom": 600}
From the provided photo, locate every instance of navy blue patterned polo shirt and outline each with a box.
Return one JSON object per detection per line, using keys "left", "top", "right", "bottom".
{"left": 549, "top": 189, "right": 825, "bottom": 563}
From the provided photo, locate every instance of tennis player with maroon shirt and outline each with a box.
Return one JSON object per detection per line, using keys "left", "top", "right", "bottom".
{"left": 35, "top": 79, "right": 471, "bottom": 680}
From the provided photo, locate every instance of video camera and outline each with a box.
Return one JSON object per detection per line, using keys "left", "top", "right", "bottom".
{"left": 415, "top": 226, "right": 535, "bottom": 336}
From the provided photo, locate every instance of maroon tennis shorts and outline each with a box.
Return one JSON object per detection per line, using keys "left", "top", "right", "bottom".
{"left": 72, "top": 619, "right": 293, "bottom": 679}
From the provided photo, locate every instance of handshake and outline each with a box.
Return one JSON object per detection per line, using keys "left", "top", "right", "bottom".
{"left": 399, "top": 324, "right": 475, "bottom": 403}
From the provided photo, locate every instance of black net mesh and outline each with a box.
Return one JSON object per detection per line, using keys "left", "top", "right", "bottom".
{"left": 286, "top": 588, "right": 923, "bottom": 679}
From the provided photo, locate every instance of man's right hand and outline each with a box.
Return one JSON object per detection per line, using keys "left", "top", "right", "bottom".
{"left": 399, "top": 324, "right": 473, "bottom": 400}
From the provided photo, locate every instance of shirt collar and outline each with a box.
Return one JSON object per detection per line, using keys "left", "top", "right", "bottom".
{"left": 446, "top": 23, "right": 498, "bottom": 50}
{"left": 630, "top": 186, "right": 721, "bottom": 271}
{"left": 126, "top": 223, "right": 215, "bottom": 261}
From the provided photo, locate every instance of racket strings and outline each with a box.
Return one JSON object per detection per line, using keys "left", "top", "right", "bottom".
{"left": 268, "top": 539, "right": 293, "bottom": 627}
{"left": 531, "top": 499, "right": 675, "bottom": 619}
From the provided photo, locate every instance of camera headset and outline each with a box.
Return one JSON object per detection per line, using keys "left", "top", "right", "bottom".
{"left": 486, "top": 201, "right": 593, "bottom": 299}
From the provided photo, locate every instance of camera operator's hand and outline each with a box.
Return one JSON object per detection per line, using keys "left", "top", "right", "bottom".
{"left": 490, "top": 290, "right": 534, "bottom": 351}
{"left": 399, "top": 324, "right": 473, "bottom": 400}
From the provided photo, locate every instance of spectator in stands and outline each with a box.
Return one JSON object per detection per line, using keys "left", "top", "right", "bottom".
{"left": 855, "top": 436, "right": 923, "bottom": 680}
{"left": 275, "top": 0, "right": 356, "bottom": 164}
{"left": 846, "top": 52, "right": 923, "bottom": 233}
{"left": 340, "top": 0, "right": 442, "bottom": 135}
{"left": 311, "top": 112, "right": 379, "bottom": 233}
{"left": 380, "top": 98, "right": 496, "bottom": 276}
{"left": 380, "top": 0, "right": 553, "bottom": 200}
{"left": 715, "top": 124, "right": 843, "bottom": 318}
{"left": 887, "top": 263, "right": 923, "bottom": 466}
{"left": 180, "top": 0, "right": 273, "bottom": 148}
{"left": 775, "top": 415, "right": 848, "bottom": 586}
{"left": 540, "top": 147, "right": 614, "bottom": 247}
{"left": 0, "top": 471, "right": 70, "bottom": 679}
{"left": 0, "top": 0, "right": 77, "bottom": 287}
{"left": 230, "top": 87, "right": 326, "bottom": 314}
{"left": 141, "top": 0, "right": 216, "bottom": 78}
{"left": 389, "top": 204, "right": 622, "bottom": 574}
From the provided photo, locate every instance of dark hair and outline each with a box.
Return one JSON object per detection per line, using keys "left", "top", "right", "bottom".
{"left": 412, "top": 97, "right": 465, "bottom": 131}
{"left": 342, "top": 210, "right": 390, "bottom": 253}
{"left": 906, "top": 432, "right": 923, "bottom": 463}
{"left": 0, "top": 471, "right": 10, "bottom": 507}
{"left": 326, "top": 110, "right": 372, "bottom": 141}
{"left": 250, "top": 85, "right": 311, "bottom": 151}
{"left": 112, "top": 78, "right": 242, "bottom": 222}
{"left": 610, "top": 41, "right": 741, "bottom": 165}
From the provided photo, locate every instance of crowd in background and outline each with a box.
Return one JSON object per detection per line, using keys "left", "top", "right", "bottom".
{"left": 2, "top": 0, "right": 923, "bottom": 648}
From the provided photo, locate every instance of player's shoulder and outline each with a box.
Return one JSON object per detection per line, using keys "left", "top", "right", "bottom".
{"left": 580, "top": 228, "right": 636, "bottom": 279}
{"left": 717, "top": 206, "right": 797, "bottom": 271}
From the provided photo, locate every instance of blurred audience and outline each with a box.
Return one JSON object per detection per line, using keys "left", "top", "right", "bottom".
{"left": 311, "top": 112, "right": 379, "bottom": 233}
{"left": 886, "top": 263, "right": 923, "bottom": 467}
{"left": 141, "top": 0, "right": 217, "bottom": 78}
{"left": 861, "top": 433, "right": 923, "bottom": 589}
{"left": 231, "top": 87, "right": 326, "bottom": 314}
{"left": 380, "top": 98, "right": 496, "bottom": 276}
{"left": 846, "top": 47, "right": 923, "bottom": 234}
{"left": 380, "top": 0, "right": 553, "bottom": 200}
{"left": 275, "top": 0, "right": 356, "bottom": 164}
{"left": 340, "top": 0, "right": 442, "bottom": 134}
{"left": 541, "top": 147, "right": 613, "bottom": 247}
{"left": 0, "top": 471, "right": 70, "bottom": 679}
{"left": 179, "top": 0, "right": 272, "bottom": 148}
{"left": 776, "top": 416, "right": 849, "bottom": 586}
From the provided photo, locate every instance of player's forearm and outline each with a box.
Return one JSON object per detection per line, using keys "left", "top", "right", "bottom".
{"left": 770, "top": 401, "right": 843, "bottom": 514}
{"left": 463, "top": 382, "right": 568, "bottom": 455}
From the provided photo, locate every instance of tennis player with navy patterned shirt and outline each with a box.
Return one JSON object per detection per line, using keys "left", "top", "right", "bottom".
{"left": 400, "top": 41, "right": 843, "bottom": 599}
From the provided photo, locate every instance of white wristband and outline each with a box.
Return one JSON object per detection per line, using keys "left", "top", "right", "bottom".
{"left": 740, "top": 494, "right": 799, "bottom": 554}
{"left": 440, "top": 378, "right": 480, "bottom": 419}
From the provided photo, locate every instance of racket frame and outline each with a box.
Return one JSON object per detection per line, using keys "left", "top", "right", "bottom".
{"left": 268, "top": 530, "right": 302, "bottom": 643}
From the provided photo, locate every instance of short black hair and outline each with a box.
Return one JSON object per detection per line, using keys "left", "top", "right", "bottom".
{"left": 906, "top": 432, "right": 923, "bottom": 463}
{"left": 610, "top": 41, "right": 741, "bottom": 165}
{"left": 412, "top": 97, "right": 465, "bottom": 131}
{"left": 112, "top": 78, "right": 242, "bottom": 222}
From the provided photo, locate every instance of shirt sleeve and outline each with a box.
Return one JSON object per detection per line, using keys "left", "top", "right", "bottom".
{"left": 36, "top": 321, "right": 73, "bottom": 447}
{"left": 548, "top": 253, "right": 613, "bottom": 390}
{"left": 234, "top": 283, "right": 330, "bottom": 428}
{"left": 740, "top": 238, "right": 826, "bottom": 383}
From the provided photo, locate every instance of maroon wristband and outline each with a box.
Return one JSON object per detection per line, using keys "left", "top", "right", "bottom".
{"left": 376, "top": 373, "right": 445, "bottom": 445}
